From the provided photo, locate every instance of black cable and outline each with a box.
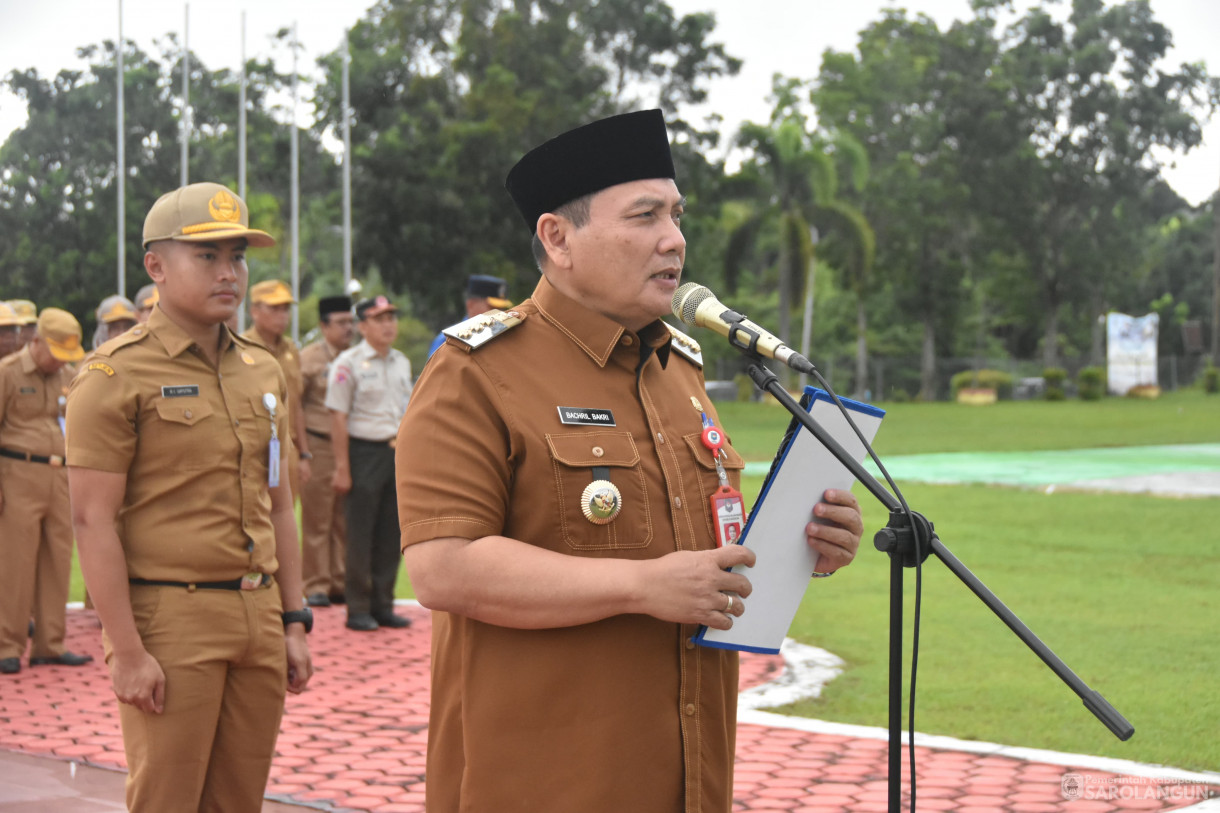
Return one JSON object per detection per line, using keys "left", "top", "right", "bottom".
{"left": 806, "top": 371, "right": 923, "bottom": 811}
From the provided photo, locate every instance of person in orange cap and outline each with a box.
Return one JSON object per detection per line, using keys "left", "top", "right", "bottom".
{"left": 6, "top": 300, "right": 37, "bottom": 349}
{"left": 0, "top": 302, "right": 20, "bottom": 361}
{"left": 92, "top": 295, "right": 139, "bottom": 350}
{"left": 66, "top": 181, "right": 312, "bottom": 812}
{"left": 0, "top": 307, "right": 92, "bottom": 675}
{"left": 133, "top": 284, "right": 159, "bottom": 324}
{"left": 243, "top": 279, "right": 310, "bottom": 500}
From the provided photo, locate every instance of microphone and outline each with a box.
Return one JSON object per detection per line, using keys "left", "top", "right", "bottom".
{"left": 671, "top": 282, "right": 816, "bottom": 374}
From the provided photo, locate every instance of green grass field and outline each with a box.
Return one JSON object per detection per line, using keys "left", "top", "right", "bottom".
{"left": 68, "top": 389, "right": 1220, "bottom": 771}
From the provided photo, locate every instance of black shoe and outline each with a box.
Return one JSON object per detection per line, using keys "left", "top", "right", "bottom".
{"left": 29, "top": 651, "right": 94, "bottom": 667}
{"left": 328, "top": 593, "right": 346, "bottom": 605}
{"left": 27, "top": 620, "right": 34, "bottom": 638}
{"left": 0, "top": 658, "right": 19, "bottom": 675}
{"left": 372, "top": 612, "right": 411, "bottom": 629}
{"left": 305, "top": 592, "right": 332, "bottom": 608}
{"left": 345, "top": 614, "right": 379, "bottom": 632}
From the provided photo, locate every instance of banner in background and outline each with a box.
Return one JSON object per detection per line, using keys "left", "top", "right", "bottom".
{"left": 1106, "top": 312, "right": 1159, "bottom": 395}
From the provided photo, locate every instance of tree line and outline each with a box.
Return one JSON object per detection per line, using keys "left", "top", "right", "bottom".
{"left": 1, "top": 0, "right": 1216, "bottom": 396}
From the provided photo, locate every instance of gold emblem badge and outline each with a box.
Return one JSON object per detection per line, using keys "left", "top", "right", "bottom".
{"left": 241, "top": 352, "right": 255, "bottom": 365}
{"left": 581, "top": 480, "right": 622, "bottom": 525}
{"left": 690, "top": 396, "right": 704, "bottom": 413}
{"left": 208, "top": 191, "right": 242, "bottom": 223}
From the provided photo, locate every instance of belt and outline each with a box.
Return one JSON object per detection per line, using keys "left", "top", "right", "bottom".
{"left": 350, "top": 436, "right": 396, "bottom": 448}
{"left": 306, "top": 428, "right": 331, "bottom": 440}
{"left": 0, "top": 447, "right": 65, "bottom": 467}
{"left": 129, "top": 573, "right": 273, "bottom": 592}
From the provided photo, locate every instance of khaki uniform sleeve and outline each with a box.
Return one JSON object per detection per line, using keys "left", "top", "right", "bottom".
{"left": 65, "top": 358, "right": 138, "bottom": 473}
{"left": 395, "top": 354, "right": 512, "bottom": 548}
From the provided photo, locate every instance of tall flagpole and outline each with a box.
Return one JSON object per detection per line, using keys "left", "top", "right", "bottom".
{"left": 180, "top": 4, "right": 190, "bottom": 186}
{"left": 342, "top": 30, "right": 352, "bottom": 291}
{"left": 237, "top": 11, "right": 248, "bottom": 332}
{"left": 290, "top": 22, "right": 300, "bottom": 342}
{"left": 116, "top": 0, "right": 126, "bottom": 296}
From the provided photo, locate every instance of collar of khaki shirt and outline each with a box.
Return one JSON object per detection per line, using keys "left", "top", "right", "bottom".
{"left": 530, "top": 274, "right": 673, "bottom": 369}
{"left": 145, "top": 306, "right": 238, "bottom": 360}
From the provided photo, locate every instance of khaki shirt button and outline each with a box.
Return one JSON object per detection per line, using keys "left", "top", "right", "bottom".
{"left": 183, "top": 409, "right": 192, "bottom": 419}
{"left": 684, "top": 703, "right": 696, "bottom": 716}
{"left": 621, "top": 335, "right": 634, "bottom": 346}
{"left": 686, "top": 639, "right": 696, "bottom": 650}
{"left": 674, "top": 497, "right": 682, "bottom": 509}
{"left": 656, "top": 433, "right": 665, "bottom": 444}
{"left": 592, "top": 446, "right": 604, "bottom": 457}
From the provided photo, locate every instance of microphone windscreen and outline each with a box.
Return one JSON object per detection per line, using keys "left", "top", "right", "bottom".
{"left": 672, "top": 282, "right": 713, "bottom": 326}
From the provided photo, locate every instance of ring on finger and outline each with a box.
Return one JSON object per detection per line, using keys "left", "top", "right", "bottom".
{"left": 724, "top": 593, "right": 734, "bottom": 613}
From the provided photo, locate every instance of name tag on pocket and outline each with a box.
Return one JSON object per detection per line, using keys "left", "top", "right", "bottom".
{"left": 161, "top": 385, "right": 200, "bottom": 398}
{"left": 557, "top": 406, "right": 616, "bottom": 426}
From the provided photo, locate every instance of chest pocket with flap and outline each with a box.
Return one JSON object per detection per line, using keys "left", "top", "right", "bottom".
{"left": 546, "top": 431, "right": 653, "bottom": 552}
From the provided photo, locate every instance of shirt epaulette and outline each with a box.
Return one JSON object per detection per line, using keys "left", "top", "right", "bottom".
{"left": 442, "top": 309, "right": 527, "bottom": 350}
{"left": 92, "top": 324, "right": 153, "bottom": 358}
{"left": 665, "top": 323, "right": 703, "bottom": 367}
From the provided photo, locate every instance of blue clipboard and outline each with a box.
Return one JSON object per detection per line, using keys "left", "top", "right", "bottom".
{"left": 693, "top": 387, "right": 885, "bottom": 654}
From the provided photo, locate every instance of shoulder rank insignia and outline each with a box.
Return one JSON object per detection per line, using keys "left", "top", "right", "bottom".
{"left": 96, "top": 325, "right": 151, "bottom": 356}
{"left": 665, "top": 323, "right": 703, "bottom": 367}
{"left": 442, "top": 309, "right": 526, "bottom": 350}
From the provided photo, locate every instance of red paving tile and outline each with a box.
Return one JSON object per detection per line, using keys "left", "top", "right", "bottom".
{"left": 1, "top": 607, "right": 1217, "bottom": 812}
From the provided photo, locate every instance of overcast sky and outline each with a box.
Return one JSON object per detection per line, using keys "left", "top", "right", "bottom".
{"left": 0, "top": 0, "right": 1216, "bottom": 204}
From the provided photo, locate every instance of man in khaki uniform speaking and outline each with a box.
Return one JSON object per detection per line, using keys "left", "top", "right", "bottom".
{"left": 395, "top": 110, "right": 864, "bottom": 812}
{"left": 0, "top": 308, "right": 92, "bottom": 675}
{"left": 243, "top": 279, "right": 310, "bottom": 499}
{"left": 298, "top": 295, "right": 354, "bottom": 607}
{"left": 66, "top": 182, "right": 313, "bottom": 812}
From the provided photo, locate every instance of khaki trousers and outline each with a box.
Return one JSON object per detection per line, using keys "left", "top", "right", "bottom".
{"left": 300, "top": 432, "right": 346, "bottom": 597}
{"left": 0, "top": 458, "right": 72, "bottom": 660}
{"left": 109, "top": 582, "right": 287, "bottom": 813}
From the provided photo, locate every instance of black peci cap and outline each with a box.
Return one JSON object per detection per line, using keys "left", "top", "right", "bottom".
{"left": 505, "top": 109, "right": 675, "bottom": 234}
{"left": 318, "top": 296, "right": 352, "bottom": 319}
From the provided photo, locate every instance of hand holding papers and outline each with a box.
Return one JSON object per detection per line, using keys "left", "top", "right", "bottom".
{"left": 694, "top": 388, "right": 885, "bottom": 654}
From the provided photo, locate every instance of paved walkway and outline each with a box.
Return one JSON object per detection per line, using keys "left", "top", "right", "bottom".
{"left": 1, "top": 607, "right": 1217, "bottom": 812}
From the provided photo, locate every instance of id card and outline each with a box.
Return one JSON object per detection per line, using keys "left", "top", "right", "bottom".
{"left": 710, "top": 485, "right": 745, "bottom": 547}
{"left": 268, "top": 437, "right": 281, "bottom": 488}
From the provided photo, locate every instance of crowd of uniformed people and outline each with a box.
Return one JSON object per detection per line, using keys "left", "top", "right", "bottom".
{"left": 0, "top": 109, "right": 865, "bottom": 813}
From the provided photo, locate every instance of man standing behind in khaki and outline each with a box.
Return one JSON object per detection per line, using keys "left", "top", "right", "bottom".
{"left": 299, "top": 295, "right": 354, "bottom": 607}
{"left": 0, "top": 302, "right": 21, "bottom": 361}
{"left": 66, "top": 182, "right": 313, "bottom": 811}
{"left": 244, "top": 279, "right": 310, "bottom": 499}
{"left": 0, "top": 308, "right": 93, "bottom": 675}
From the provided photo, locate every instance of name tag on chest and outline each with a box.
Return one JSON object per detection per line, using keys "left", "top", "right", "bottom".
{"left": 557, "top": 406, "right": 616, "bottom": 427}
{"left": 161, "top": 385, "right": 200, "bottom": 398}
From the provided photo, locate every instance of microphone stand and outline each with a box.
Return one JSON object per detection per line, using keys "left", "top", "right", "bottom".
{"left": 739, "top": 356, "right": 1133, "bottom": 812}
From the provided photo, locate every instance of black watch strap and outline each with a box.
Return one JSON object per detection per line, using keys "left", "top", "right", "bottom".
{"left": 282, "top": 608, "right": 313, "bottom": 633}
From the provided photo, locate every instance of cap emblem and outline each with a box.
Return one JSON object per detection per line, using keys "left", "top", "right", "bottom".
{"left": 208, "top": 191, "right": 241, "bottom": 223}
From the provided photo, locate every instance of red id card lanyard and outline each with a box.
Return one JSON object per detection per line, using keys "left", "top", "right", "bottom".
{"left": 701, "top": 414, "right": 745, "bottom": 546}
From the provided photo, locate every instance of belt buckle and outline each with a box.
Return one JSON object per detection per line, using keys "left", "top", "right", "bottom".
{"left": 240, "top": 572, "right": 264, "bottom": 591}
{"left": 49, "top": 455, "right": 65, "bottom": 467}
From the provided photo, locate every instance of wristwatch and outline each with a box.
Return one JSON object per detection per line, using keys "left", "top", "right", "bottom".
{"left": 282, "top": 608, "right": 314, "bottom": 633}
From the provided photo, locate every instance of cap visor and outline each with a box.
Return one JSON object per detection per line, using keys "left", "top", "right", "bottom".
{"left": 487, "top": 297, "right": 512, "bottom": 309}
{"left": 48, "top": 341, "right": 86, "bottom": 362}
{"left": 255, "top": 293, "right": 296, "bottom": 306}
{"left": 165, "top": 227, "right": 277, "bottom": 248}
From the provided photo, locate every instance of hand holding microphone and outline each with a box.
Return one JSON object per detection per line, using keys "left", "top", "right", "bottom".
{"left": 671, "top": 283, "right": 816, "bottom": 374}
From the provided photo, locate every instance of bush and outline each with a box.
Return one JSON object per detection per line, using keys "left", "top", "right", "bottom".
{"left": 1077, "top": 366, "right": 1106, "bottom": 401}
{"left": 1043, "top": 367, "right": 1067, "bottom": 401}
{"left": 949, "top": 368, "right": 1014, "bottom": 400}
{"left": 1203, "top": 365, "right": 1219, "bottom": 395}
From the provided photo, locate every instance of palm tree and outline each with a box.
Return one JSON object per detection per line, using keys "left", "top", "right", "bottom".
{"left": 724, "top": 83, "right": 875, "bottom": 393}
